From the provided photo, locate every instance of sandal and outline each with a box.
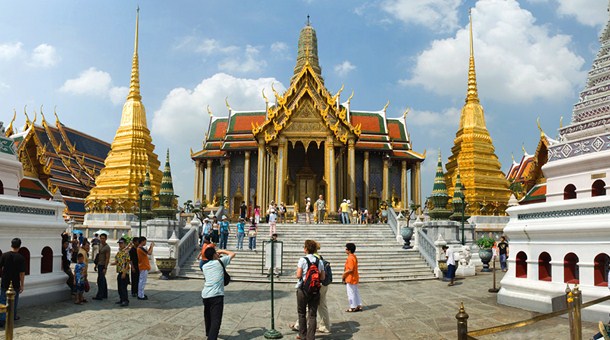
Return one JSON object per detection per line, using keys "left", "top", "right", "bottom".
{"left": 345, "top": 308, "right": 358, "bottom": 312}
{"left": 355, "top": 306, "right": 363, "bottom": 312}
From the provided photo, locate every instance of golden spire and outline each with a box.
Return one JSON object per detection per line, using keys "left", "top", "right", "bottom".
{"left": 292, "top": 17, "right": 323, "bottom": 83}
{"left": 466, "top": 9, "right": 479, "bottom": 104}
{"left": 5, "top": 110, "right": 16, "bottom": 137}
{"left": 127, "top": 6, "right": 141, "bottom": 102}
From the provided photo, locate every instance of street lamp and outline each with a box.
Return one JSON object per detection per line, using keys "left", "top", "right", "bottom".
{"left": 138, "top": 181, "right": 144, "bottom": 237}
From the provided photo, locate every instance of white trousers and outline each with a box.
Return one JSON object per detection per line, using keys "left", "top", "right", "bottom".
{"left": 138, "top": 270, "right": 148, "bottom": 298}
{"left": 346, "top": 283, "right": 362, "bottom": 309}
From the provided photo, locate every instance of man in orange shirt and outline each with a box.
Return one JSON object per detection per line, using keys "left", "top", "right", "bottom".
{"left": 197, "top": 235, "right": 216, "bottom": 271}
{"left": 342, "top": 243, "right": 362, "bottom": 312}
{"left": 137, "top": 237, "right": 154, "bottom": 300}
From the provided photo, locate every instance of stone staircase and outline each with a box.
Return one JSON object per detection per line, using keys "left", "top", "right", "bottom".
{"left": 178, "top": 223, "right": 436, "bottom": 283}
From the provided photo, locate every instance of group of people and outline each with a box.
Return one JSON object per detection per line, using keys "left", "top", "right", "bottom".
{"left": 61, "top": 232, "right": 155, "bottom": 307}
{"left": 200, "top": 215, "right": 260, "bottom": 251}
{"left": 303, "top": 195, "right": 327, "bottom": 224}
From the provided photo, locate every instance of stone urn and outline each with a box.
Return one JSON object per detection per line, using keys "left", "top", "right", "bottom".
{"left": 401, "top": 226, "right": 414, "bottom": 249}
{"left": 478, "top": 248, "right": 493, "bottom": 272}
{"left": 156, "top": 258, "right": 177, "bottom": 280}
{"left": 438, "top": 259, "right": 459, "bottom": 280}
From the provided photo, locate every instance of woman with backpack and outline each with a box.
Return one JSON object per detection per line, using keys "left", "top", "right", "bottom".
{"left": 295, "top": 240, "right": 326, "bottom": 340}
{"left": 342, "top": 242, "right": 362, "bottom": 312}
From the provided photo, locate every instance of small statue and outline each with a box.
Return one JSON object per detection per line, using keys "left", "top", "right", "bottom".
{"left": 459, "top": 246, "right": 472, "bottom": 266}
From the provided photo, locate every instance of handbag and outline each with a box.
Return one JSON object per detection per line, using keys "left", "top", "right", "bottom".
{"left": 84, "top": 279, "right": 90, "bottom": 293}
{"left": 248, "top": 230, "right": 257, "bottom": 237}
{"left": 218, "top": 259, "right": 231, "bottom": 286}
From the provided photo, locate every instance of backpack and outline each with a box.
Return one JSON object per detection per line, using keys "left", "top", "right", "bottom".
{"left": 301, "top": 257, "right": 321, "bottom": 296}
{"left": 308, "top": 204, "right": 314, "bottom": 213}
{"left": 320, "top": 256, "right": 332, "bottom": 286}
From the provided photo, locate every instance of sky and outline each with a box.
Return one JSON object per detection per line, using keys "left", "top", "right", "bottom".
{"left": 0, "top": 0, "right": 607, "bottom": 205}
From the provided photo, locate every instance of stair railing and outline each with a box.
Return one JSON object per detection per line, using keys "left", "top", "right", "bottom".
{"left": 176, "top": 226, "right": 198, "bottom": 268}
{"left": 387, "top": 207, "right": 404, "bottom": 244}
{"left": 417, "top": 227, "right": 437, "bottom": 270}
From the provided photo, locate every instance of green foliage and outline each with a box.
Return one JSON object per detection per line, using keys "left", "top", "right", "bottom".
{"left": 476, "top": 236, "right": 495, "bottom": 249}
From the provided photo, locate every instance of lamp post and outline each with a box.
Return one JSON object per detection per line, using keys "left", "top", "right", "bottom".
{"left": 138, "top": 181, "right": 144, "bottom": 237}
{"left": 460, "top": 193, "right": 466, "bottom": 246}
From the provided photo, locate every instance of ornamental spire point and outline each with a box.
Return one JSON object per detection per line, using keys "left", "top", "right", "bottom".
{"left": 466, "top": 8, "right": 479, "bottom": 104}
{"left": 127, "top": 6, "right": 141, "bottom": 101}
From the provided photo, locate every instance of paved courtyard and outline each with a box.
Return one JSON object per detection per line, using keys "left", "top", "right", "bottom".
{"left": 10, "top": 265, "right": 600, "bottom": 339}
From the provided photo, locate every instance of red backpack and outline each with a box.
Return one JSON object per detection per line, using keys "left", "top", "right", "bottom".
{"left": 302, "top": 257, "right": 321, "bottom": 296}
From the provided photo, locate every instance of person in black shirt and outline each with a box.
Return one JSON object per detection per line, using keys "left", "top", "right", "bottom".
{"left": 0, "top": 238, "right": 26, "bottom": 328}
{"left": 498, "top": 236, "right": 509, "bottom": 272}
{"left": 239, "top": 201, "right": 247, "bottom": 219}
{"left": 129, "top": 237, "right": 140, "bottom": 297}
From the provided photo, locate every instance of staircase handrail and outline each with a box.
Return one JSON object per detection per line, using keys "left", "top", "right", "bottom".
{"left": 176, "top": 226, "right": 198, "bottom": 268}
{"left": 417, "top": 228, "right": 437, "bottom": 269}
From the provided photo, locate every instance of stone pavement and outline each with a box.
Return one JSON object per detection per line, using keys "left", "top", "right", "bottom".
{"left": 9, "top": 265, "right": 601, "bottom": 339}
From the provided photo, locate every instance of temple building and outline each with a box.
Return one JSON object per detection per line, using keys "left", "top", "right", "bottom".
{"left": 445, "top": 14, "right": 510, "bottom": 216}
{"left": 83, "top": 9, "right": 162, "bottom": 232}
{"left": 191, "top": 21, "right": 425, "bottom": 217}
{"left": 498, "top": 6, "right": 610, "bottom": 321}
{"left": 5, "top": 110, "right": 110, "bottom": 223}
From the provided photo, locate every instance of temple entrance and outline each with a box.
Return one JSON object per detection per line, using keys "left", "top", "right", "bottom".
{"left": 288, "top": 141, "right": 325, "bottom": 211}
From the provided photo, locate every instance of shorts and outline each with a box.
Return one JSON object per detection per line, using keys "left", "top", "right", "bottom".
{"left": 75, "top": 282, "right": 85, "bottom": 293}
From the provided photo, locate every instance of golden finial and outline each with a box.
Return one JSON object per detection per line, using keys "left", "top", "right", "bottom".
{"left": 225, "top": 97, "right": 231, "bottom": 111}
{"left": 306, "top": 14, "right": 310, "bottom": 26}
{"left": 511, "top": 152, "right": 515, "bottom": 163}
{"left": 336, "top": 84, "right": 344, "bottom": 98}
{"left": 262, "top": 88, "right": 268, "bottom": 105}
{"left": 382, "top": 100, "right": 390, "bottom": 113}
{"left": 560, "top": 116, "right": 563, "bottom": 129}
{"left": 346, "top": 90, "right": 354, "bottom": 104}
{"left": 466, "top": 8, "right": 480, "bottom": 104}
{"left": 271, "top": 83, "right": 281, "bottom": 101}
{"left": 6, "top": 109, "right": 16, "bottom": 137}
{"left": 402, "top": 107, "right": 410, "bottom": 121}
{"left": 54, "top": 107, "right": 61, "bottom": 125}
{"left": 127, "top": 6, "right": 142, "bottom": 101}
{"left": 207, "top": 105, "right": 213, "bottom": 117}
{"left": 32, "top": 110, "right": 37, "bottom": 124}
{"left": 23, "top": 105, "right": 31, "bottom": 126}
{"left": 423, "top": 149, "right": 427, "bottom": 158}
{"left": 536, "top": 117, "right": 544, "bottom": 136}
{"left": 522, "top": 144, "right": 527, "bottom": 155}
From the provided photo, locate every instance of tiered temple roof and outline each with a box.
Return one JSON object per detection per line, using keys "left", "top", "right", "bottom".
{"left": 7, "top": 110, "right": 110, "bottom": 221}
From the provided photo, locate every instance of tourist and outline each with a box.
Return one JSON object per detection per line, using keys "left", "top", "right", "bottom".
{"left": 91, "top": 233, "right": 100, "bottom": 262}
{"left": 295, "top": 239, "right": 326, "bottom": 340}
{"left": 219, "top": 215, "right": 230, "bottom": 249}
{"left": 211, "top": 216, "right": 220, "bottom": 244}
{"left": 201, "top": 247, "right": 236, "bottom": 340}
{"left": 62, "top": 239, "right": 76, "bottom": 293}
{"left": 315, "top": 195, "right": 326, "bottom": 224}
{"left": 342, "top": 242, "right": 362, "bottom": 312}
{"left": 73, "top": 253, "right": 87, "bottom": 305}
{"left": 129, "top": 237, "right": 140, "bottom": 298}
{"left": 78, "top": 232, "right": 85, "bottom": 247}
{"left": 71, "top": 234, "right": 80, "bottom": 263}
{"left": 444, "top": 245, "right": 456, "bottom": 286}
{"left": 278, "top": 202, "right": 287, "bottom": 223}
{"left": 239, "top": 200, "right": 247, "bottom": 219}
{"left": 265, "top": 233, "right": 281, "bottom": 277}
{"left": 197, "top": 235, "right": 216, "bottom": 270}
{"left": 0, "top": 238, "right": 26, "bottom": 327}
{"left": 248, "top": 219, "right": 258, "bottom": 251}
{"left": 137, "top": 237, "right": 155, "bottom": 300}
{"left": 93, "top": 233, "right": 110, "bottom": 301}
{"left": 235, "top": 218, "right": 246, "bottom": 250}
{"left": 202, "top": 217, "right": 212, "bottom": 245}
{"left": 362, "top": 209, "right": 368, "bottom": 225}
{"left": 498, "top": 236, "right": 509, "bottom": 272}
{"left": 254, "top": 205, "right": 261, "bottom": 224}
{"left": 114, "top": 237, "right": 131, "bottom": 307}
{"left": 304, "top": 197, "right": 312, "bottom": 224}
{"left": 268, "top": 207, "right": 277, "bottom": 237}
{"left": 340, "top": 199, "right": 349, "bottom": 224}
{"left": 79, "top": 240, "right": 90, "bottom": 302}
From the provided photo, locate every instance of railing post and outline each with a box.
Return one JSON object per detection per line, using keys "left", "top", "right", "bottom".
{"left": 573, "top": 285, "right": 582, "bottom": 340}
{"left": 456, "top": 302, "right": 469, "bottom": 340}
{"left": 566, "top": 285, "right": 575, "bottom": 340}
{"left": 6, "top": 282, "right": 15, "bottom": 340}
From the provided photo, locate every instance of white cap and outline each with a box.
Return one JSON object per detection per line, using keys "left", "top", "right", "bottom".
{"left": 307, "top": 197, "right": 311, "bottom": 201}
{"left": 347, "top": 200, "right": 351, "bottom": 204}
{"left": 222, "top": 215, "right": 227, "bottom": 220}
{"left": 343, "top": 199, "right": 347, "bottom": 202}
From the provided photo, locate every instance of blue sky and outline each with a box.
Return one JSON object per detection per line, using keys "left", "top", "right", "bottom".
{"left": 0, "top": 0, "right": 607, "bottom": 204}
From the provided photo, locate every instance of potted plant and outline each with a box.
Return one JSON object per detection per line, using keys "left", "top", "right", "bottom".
{"left": 476, "top": 236, "right": 495, "bottom": 272}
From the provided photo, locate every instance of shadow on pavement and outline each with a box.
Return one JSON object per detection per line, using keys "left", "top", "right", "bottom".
{"left": 225, "top": 289, "right": 291, "bottom": 304}
{"left": 223, "top": 327, "right": 267, "bottom": 339}
{"left": 323, "top": 320, "right": 360, "bottom": 339}
{"left": 363, "top": 304, "right": 381, "bottom": 311}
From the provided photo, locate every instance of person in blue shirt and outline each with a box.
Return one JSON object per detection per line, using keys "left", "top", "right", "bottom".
{"left": 235, "top": 218, "right": 246, "bottom": 250}
{"left": 219, "top": 216, "right": 230, "bottom": 249}
{"left": 201, "top": 248, "right": 236, "bottom": 340}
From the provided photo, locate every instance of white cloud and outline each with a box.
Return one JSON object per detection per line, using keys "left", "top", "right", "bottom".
{"left": 195, "top": 38, "right": 239, "bottom": 55}
{"left": 59, "top": 67, "right": 126, "bottom": 104}
{"left": 218, "top": 45, "right": 267, "bottom": 74}
{"left": 151, "top": 73, "right": 285, "bottom": 147}
{"left": 409, "top": 107, "right": 460, "bottom": 127}
{"left": 554, "top": 0, "right": 607, "bottom": 28}
{"left": 334, "top": 61, "right": 356, "bottom": 76}
{"left": 271, "top": 41, "right": 291, "bottom": 60}
{"left": 29, "top": 44, "right": 60, "bottom": 67}
{"left": 0, "top": 42, "right": 24, "bottom": 60}
{"left": 380, "top": 0, "right": 461, "bottom": 32}
{"left": 404, "top": 0, "right": 586, "bottom": 103}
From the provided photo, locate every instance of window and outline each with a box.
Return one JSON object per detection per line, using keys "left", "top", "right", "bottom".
{"left": 18, "top": 247, "right": 30, "bottom": 276}
{"left": 594, "top": 253, "right": 610, "bottom": 287}
{"left": 564, "top": 253, "right": 579, "bottom": 284}
{"left": 516, "top": 251, "right": 528, "bottom": 278}
{"left": 538, "top": 252, "right": 552, "bottom": 281}
{"left": 592, "top": 180, "right": 606, "bottom": 197}
{"left": 41, "top": 246, "right": 53, "bottom": 274}
{"left": 563, "top": 184, "right": 577, "bottom": 200}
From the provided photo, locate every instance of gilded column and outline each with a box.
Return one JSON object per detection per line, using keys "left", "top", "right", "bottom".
{"left": 276, "top": 137, "right": 287, "bottom": 204}
{"left": 414, "top": 162, "right": 422, "bottom": 214}
{"left": 193, "top": 160, "right": 201, "bottom": 202}
{"left": 243, "top": 151, "right": 251, "bottom": 208}
{"left": 401, "top": 160, "right": 408, "bottom": 211}
{"left": 257, "top": 138, "right": 265, "bottom": 207}
{"left": 223, "top": 158, "right": 230, "bottom": 203}
{"left": 327, "top": 136, "right": 337, "bottom": 212}
{"left": 410, "top": 164, "right": 416, "bottom": 205}
{"left": 347, "top": 138, "right": 356, "bottom": 204}
{"left": 363, "top": 151, "right": 369, "bottom": 208}
{"left": 382, "top": 158, "right": 390, "bottom": 201}
{"left": 205, "top": 159, "right": 213, "bottom": 204}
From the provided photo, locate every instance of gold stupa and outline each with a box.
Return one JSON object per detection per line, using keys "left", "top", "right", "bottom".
{"left": 85, "top": 8, "right": 162, "bottom": 213}
{"left": 444, "top": 12, "right": 510, "bottom": 216}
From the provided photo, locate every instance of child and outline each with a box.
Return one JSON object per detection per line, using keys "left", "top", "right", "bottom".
{"left": 74, "top": 253, "right": 87, "bottom": 304}
{"left": 248, "top": 219, "right": 258, "bottom": 251}
{"left": 236, "top": 218, "right": 246, "bottom": 250}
